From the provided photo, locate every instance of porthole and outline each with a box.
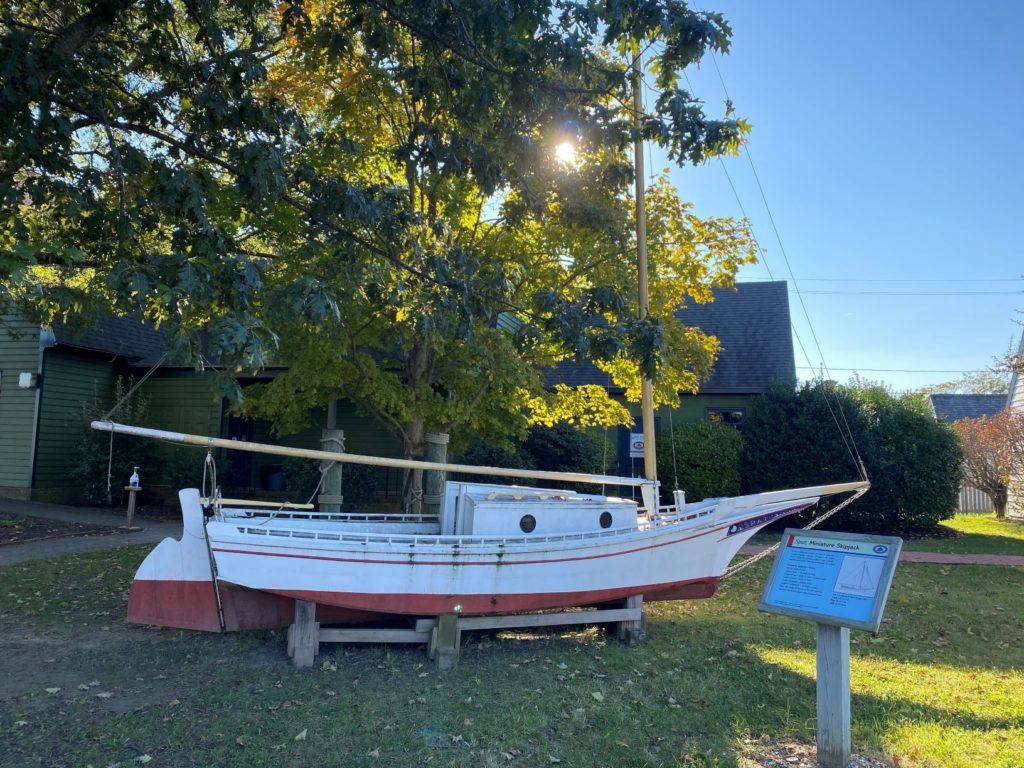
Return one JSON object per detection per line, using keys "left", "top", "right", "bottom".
{"left": 519, "top": 514, "right": 537, "bottom": 533}
{"left": 599, "top": 511, "right": 613, "bottom": 529}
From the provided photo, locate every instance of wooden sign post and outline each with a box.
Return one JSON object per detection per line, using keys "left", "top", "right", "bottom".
{"left": 758, "top": 529, "right": 902, "bottom": 768}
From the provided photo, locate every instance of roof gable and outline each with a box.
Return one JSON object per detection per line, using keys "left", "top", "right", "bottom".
{"left": 548, "top": 281, "right": 796, "bottom": 394}
{"left": 928, "top": 393, "right": 1007, "bottom": 423}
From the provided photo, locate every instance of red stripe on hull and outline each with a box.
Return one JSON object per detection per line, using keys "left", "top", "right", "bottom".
{"left": 263, "top": 576, "right": 721, "bottom": 616}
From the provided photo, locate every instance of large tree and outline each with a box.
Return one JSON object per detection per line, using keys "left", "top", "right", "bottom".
{"left": 1, "top": 1, "right": 754, "bottom": 477}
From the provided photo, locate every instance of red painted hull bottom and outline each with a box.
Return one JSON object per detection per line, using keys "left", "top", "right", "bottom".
{"left": 127, "top": 580, "right": 390, "bottom": 632}
{"left": 127, "top": 576, "right": 720, "bottom": 632}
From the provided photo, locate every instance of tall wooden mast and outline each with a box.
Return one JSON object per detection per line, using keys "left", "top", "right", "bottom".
{"left": 632, "top": 49, "right": 658, "bottom": 483}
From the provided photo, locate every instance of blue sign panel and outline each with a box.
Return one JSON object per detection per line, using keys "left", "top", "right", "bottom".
{"left": 758, "top": 529, "right": 902, "bottom": 632}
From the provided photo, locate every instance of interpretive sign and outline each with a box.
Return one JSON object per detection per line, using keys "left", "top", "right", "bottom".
{"left": 758, "top": 529, "right": 902, "bottom": 632}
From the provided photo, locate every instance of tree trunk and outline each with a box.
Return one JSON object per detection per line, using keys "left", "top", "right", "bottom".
{"left": 401, "top": 417, "right": 426, "bottom": 513}
{"left": 993, "top": 487, "right": 1008, "bottom": 519}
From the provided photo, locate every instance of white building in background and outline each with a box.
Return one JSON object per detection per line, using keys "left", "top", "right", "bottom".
{"left": 1008, "top": 335, "right": 1024, "bottom": 518}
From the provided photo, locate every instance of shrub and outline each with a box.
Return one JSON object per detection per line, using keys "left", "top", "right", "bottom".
{"left": 453, "top": 438, "right": 534, "bottom": 485}
{"left": 655, "top": 420, "right": 743, "bottom": 501}
{"left": 161, "top": 447, "right": 208, "bottom": 491}
{"left": 70, "top": 378, "right": 157, "bottom": 506}
{"left": 741, "top": 381, "right": 962, "bottom": 533}
{"left": 522, "top": 423, "right": 606, "bottom": 475}
{"left": 280, "top": 457, "right": 381, "bottom": 506}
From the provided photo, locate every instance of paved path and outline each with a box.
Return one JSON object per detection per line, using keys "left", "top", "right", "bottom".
{"left": 0, "top": 498, "right": 180, "bottom": 566}
{"left": 738, "top": 544, "right": 1024, "bottom": 567}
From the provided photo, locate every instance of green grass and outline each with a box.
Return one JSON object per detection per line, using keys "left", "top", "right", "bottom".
{"left": 0, "top": 548, "right": 1022, "bottom": 768}
{"left": 749, "top": 514, "right": 1024, "bottom": 557}
{"left": 901, "top": 514, "right": 1024, "bottom": 556}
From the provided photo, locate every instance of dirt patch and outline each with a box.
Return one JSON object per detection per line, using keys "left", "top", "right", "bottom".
{"left": 738, "top": 738, "right": 895, "bottom": 767}
{"left": 0, "top": 512, "right": 120, "bottom": 545}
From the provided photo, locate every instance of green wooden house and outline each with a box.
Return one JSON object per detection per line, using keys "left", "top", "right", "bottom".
{"left": 0, "top": 281, "right": 795, "bottom": 503}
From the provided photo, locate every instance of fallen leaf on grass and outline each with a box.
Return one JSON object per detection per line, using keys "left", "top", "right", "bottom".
{"left": 44, "top": 688, "right": 60, "bottom": 695}
{"left": 295, "top": 729, "right": 308, "bottom": 742}
{"left": 591, "top": 691, "right": 604, "bottom": 702}
{"left": 368, "top": 748, "right": 380, "bottom": 758}
{"left": 548, "top": 757, "right": 561, "bottom": 764}
{"left": 96, "top": 692, "right": 114, "bottom": 699}
{"left": 236, "top": 736, "right": 247, "bottom": 747}
{"left": 136, "top": 756, "right": 152, "bottom": 764}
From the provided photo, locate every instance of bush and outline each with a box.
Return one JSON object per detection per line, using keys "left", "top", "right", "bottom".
{"left": 280, "top": 457, "right": 381, "bottom": 506}
{"left": 741, "top": 381, "right": 963, "bottom": 533}
{"left": 453, "top": 438, "right": 534, "bottom": 485}
{"left": 343, "top": 464, "right": 380, "bottom": 505}
{"left": 655, "top": 420, "right": 743, "bottom": 502}
{"left": 522, "top": 423, "right": 605, "bottom": 475}
{"left": 161, "top": 447, "right": 208, "bottom": 491}
{"left": 70, "top": 378, "right": 157, "bottom": 506}
{"left": 281, "top": 457, "right": 322, "bottom": 500}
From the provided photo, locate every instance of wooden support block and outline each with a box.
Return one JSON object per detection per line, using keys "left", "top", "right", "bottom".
{"left": 290, "top": 600, "right": 319, "bottom": 668}
{"left": 616, "top": 595, "right": 646, "bottom": 645}
{"left": 816, "top": 623, "right": 851, "bottom": 768}
{"left": 458, "top": 607, "right": 641, "bottom": 631}
{"left": 318, "top": 628, "right": 431, "bottom": 644}
{"left": 433, "top": 613, "right": 461, "bottom": 671}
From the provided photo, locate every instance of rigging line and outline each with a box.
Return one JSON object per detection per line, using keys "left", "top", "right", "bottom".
{"left": 678, "top": 73, "right": 861, "bottom": 473}
{"left": 692, "top": 65, "right": 864, "bottom": 479}
{"left": 102, "top": 350, "right": 169, "bottom": 422}
{"left": 676, "top": 73, "right": 822, "bottom": 383}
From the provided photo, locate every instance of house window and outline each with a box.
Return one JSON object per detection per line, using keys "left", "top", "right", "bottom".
{"left": 705, "top": 407, "right": 745, "bottom": 428}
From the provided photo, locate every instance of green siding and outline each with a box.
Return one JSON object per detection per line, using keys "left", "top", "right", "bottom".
{"left": 654, "top": 393, "right": 758, "bottom": 426}
{"left": 34, "top": 351, "right": 115, "bottom": 489}
{"left": 0, "top": 314, "right": 41, "bottom": 491}
{"left": 234, "top": 400, "right": 404, "bottom": 494}
{"left": 140, "top": 375, "right": 222, "bottom": 436}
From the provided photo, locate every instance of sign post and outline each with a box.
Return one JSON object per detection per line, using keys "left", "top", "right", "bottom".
{"left": 758, "top": 529, "right": 902, "bottom": 768}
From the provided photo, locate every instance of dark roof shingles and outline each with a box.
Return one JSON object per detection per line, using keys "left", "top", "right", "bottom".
{"left": 929, "top": 393, "right": 1007, "bottom": 423}
{"left": 548, "top": 281, "right": 795, "bottom": 394}
{"left": 53, "top": 316, "right": 166, "bottom": 366}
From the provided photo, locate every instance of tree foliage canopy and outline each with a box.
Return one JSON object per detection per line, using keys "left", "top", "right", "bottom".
{"left": 1, "top": 0, "right": 755, "bottom": 458}
{"left": 955, "top": 410, "right": 1024, "bottom": 519}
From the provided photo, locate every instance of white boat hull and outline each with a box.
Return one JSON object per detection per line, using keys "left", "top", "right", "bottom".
{"left": 127, "top": 486, "right": 822, "bottom": 630}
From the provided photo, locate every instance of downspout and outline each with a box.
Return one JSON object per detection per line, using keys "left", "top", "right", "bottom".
{"left": 28, "top": 329, "right": 56, "bottom": 495}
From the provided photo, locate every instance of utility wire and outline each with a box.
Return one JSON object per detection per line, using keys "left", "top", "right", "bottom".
{"left": 798, "top": 290, "right": 1023, "bottom": 296}
{"left": 797, "top": 366, "right": 996, "bottom": 374}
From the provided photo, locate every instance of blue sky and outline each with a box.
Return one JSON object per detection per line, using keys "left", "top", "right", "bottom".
{"left": 654, "top": 1, "right": 1023, "bottom": 391}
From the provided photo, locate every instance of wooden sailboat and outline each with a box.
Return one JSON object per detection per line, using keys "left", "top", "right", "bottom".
{"left": 99, "top": 52, "right": 868, "bottom": 635}
{"left": 96, "top": 419, "right": 865, "bottom": 632}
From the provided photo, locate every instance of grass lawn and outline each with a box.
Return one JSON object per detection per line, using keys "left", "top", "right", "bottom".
{"left": 0, "top": 546, "right": 1022, "bottom": 768}
{"left": 900, "top": 514, "right": 1024, "bottom": 556}
{"left": 748, "top": 513, "right": 1024, "bottom": 557}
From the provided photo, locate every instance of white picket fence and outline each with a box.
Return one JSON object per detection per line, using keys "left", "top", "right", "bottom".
{"left": 958, "top": 485, "right": 994, "bottom": 513}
